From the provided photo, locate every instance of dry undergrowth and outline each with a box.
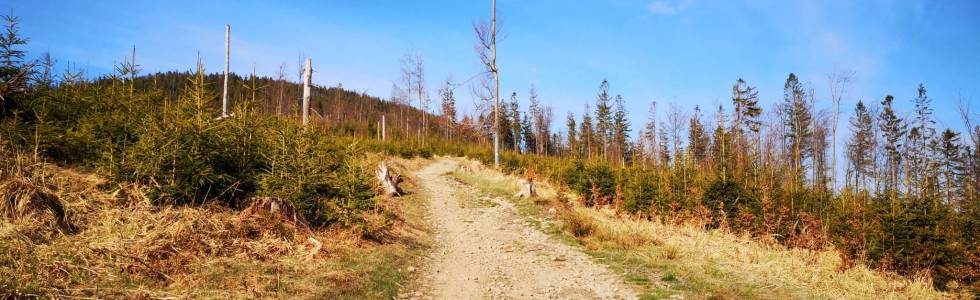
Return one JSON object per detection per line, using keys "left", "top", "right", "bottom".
{"left": 0, "top": 151, "right": 429, "bottom": 299}
{"left": 451, "top": 157, "right": 953, "bottom": 300}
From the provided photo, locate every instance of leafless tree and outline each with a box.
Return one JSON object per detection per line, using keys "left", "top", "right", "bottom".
{"left": 474, "top": 0, "right": 501, "bottom": 168}
{"left": 400, "top": 52, "right": 429, "bottom": 145}
{"left": 275, "top": 62, "right": 287, "bottom": 115}
{"left": 828, "top": 69, "right": 854, "bottom": 191}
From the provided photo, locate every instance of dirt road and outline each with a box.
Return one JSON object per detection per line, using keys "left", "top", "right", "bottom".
{"left": 404, "top": 159, "right": 635, "bottom": 299}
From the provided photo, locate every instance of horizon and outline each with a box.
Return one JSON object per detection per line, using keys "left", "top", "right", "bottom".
{"left": 6, "top": 1, "right": 978, "bottom": 135}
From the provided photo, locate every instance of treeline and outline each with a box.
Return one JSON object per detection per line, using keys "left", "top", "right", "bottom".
{"left": 456, "top": 74, "right": 979, "bottom": 292}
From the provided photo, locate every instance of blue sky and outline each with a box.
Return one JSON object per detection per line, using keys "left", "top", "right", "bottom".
{"left": 6, "top": 0, "right": 979, "bottom": 135}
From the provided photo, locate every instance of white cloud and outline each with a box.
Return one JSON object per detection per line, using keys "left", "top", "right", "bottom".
{"left": 647, "top": 0, "right": 695, "bottom": 15}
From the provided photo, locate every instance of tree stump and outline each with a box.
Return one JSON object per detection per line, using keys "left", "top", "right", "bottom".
{"left": 377, "top": 160, "right": 403, "bottom": 196}
{"left": 241, "top": 196, "right": 307, "bottom": 227}
{"left": 515, "top": 178, "right": 537, "bottom": 198}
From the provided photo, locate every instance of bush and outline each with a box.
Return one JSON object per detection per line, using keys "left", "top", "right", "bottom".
{"left": 127, "top": 70, "right": 242, "bottom": 205}
{"left": 555, "top": 159, "right": 618, "bottom": 207}
{"left": 622, "top": 169, "right": 659, "bottom": 215}
{"left": 702, "top": 179, "right": 758, "bottom": 229}
{"left": 872, "top": 195, "right": 961, "bottom": 289}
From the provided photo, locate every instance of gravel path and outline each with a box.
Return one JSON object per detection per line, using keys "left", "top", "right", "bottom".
{"left": 403, "top": 159, "right": 636, "bottom": 300}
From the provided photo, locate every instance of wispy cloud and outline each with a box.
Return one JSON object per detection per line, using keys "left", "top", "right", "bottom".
{"left": 647, "top": 0, "right": 695, "bottom": 15}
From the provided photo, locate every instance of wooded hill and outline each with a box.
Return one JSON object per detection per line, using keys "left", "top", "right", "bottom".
{"left": 1, "top": 11, "right": 978, "bottom": 296}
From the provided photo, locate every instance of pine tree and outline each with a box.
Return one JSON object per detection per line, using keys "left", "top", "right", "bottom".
{"left": 644, "top": 102, "right": 658, "bottom": 166}
{"left": 906, "top": 84, "right": 938, "bottom": 198}
{"left": 658, "top": 123, "right": 671, "bottom": 165}
{"left": 521, "top": 114, "right": 535, "bottom": 153}
{"left": 509, "top": 92, "right": 522, "bottom": 152}
{"left": 497, "top": 95, "right": 514, "bottom": 150}
{"left": 439, "top": 78, "right": 457, "bottom": 140}
{"left": 732, "top": 78, "right": 762, "bottom": 134}
{"left": 710, "top": 105, "right": 733, "bottom": 180}
{"left": 781, "top": 73, "right": 813, "bottom": 185}
{"left": 688, "top": 105, "right": 709, "bottom": 163}
{"left": 0, "top": 12, "right": 31, "bottom": 112}
{"left": 528, "top": 86, "right": 542, "bottom": 154}
{"left": 847, "top": 101, "right": 876, "bottom": 192}
{"left": 938, "top": 129, "right": 964, "bottom": 206}
{"left": 566, "top": 112, "right": 578, "bottom": 157}
{"left": 595, "top": 79, "right": 613, "bottom": 160}
{"left": 879, "top": 95, "right": 907, "bottom": 197}
{"left": 612, "top": 94, "right": 630, "bottom": 165}
{"left": 580, "top": 104, "right": 596, "bottom": 159}
{"left": 0, "top": 13, "right": 27, "bottom": 67}
{"left": 732, "top": 78, "right": 762, "bottom": 175}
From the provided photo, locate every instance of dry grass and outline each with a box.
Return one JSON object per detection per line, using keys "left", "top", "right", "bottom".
{"left": 450, "top": 157, "right": 954, "bottom": 300}
{"left": 0, "top": 151, "right": 431, "bottom": 299}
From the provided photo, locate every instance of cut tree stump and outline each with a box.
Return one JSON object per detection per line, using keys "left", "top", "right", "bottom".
{"left": 377, "top": 160, "right": 403, "bottom": 196}
{"left": 515, "top": 178, "right": 536, "bottom": 198}
{"left": 241, "top": 197, "right": 321, "bottom": 259}
{"left": 241, "top": 196, "right": 307, "bottom": 227}
{"left": 458, "top": 159, "right": 482, "bottom": 173}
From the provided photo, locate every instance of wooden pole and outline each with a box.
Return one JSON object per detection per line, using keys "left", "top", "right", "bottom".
{"left": 382, "top": 114, "right": 387, "bottom": 141}
{"left": 302, "top": 57, "right": 312, "bottom": 126}
{"left": 222, "top": 24, "right": 230, "bottom": 117}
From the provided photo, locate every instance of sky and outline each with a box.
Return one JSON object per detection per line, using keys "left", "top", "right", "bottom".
{"left": 5, "top": 0, "right": 979, "bottom": 135}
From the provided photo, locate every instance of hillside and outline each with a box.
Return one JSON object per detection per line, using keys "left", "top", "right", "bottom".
{"left": 1, "top": 7, "right": 978, "bottom": 299}
{"left": 2, "top": 152, "right": 954, "bottom": 299}
{"left": 0, "top": 148, "right": 432, "bottom": 298}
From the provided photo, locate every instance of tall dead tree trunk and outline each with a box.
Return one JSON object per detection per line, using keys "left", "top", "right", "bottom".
{"left": 492, "top": 0, "right": 500, "bottom": 169}
{"left": 828, "top": 70, "right": 853, "bottom": 192}
{"left": 302, "top": 58, "right": 311, "bottom": 126}
{"left": 222, "top": 24, "right": 230, "bottom": 118}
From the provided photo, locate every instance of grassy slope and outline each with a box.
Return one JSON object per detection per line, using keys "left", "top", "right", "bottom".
{"left": 0, "top": 153, "right": 432, "bottom": 299}
{"left": 447, "top": 157, "right": 950, "bottom": 300}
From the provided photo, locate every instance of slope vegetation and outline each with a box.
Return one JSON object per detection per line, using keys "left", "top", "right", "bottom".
{"left": 447, "top": 157, "right": 950, "bottom": 299}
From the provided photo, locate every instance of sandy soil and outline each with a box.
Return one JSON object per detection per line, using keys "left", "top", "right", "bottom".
{"left": 402, "top": 159, "right": 635, "bottom": 300}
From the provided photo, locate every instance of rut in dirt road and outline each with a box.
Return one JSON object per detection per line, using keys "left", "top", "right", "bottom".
{"left": 405, "top": 159, "right": 636, "bottom": 300}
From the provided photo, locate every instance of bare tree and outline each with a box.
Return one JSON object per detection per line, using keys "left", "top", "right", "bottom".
{"left": 828, "top": 69, "right": 854, "bottom": 191}
{"left": 474, "top": 0, "right": 501, "bottom": 168}
{"left": 390, "top": 83, "right": 411, "bottom": 140}
{"left": 666, "top": 103, "right": 687, "bottom": 163}
{"left": 275, "top": 62, "right": 287, "bottom": 115}
{"left": 470, "top": 73, "right": 496, "bottom": 145}
{"left": 400, "top": 52, "right": 429, "bottom": 145}
{"left": 439, "top": 77, "right": 457, "bottom": 140}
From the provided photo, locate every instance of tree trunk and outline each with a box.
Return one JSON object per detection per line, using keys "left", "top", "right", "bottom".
{"left": 302, "top": 58, "right": 311, "bottom": 126}
{"left": 222, "top": 24, "right": 230, "bottom": 117}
